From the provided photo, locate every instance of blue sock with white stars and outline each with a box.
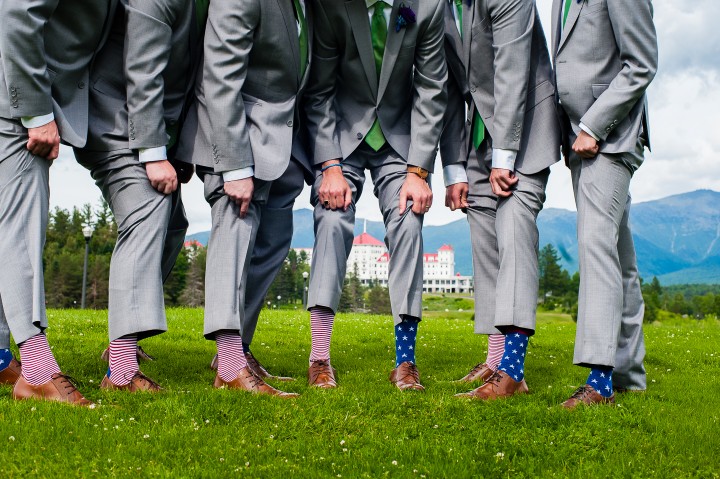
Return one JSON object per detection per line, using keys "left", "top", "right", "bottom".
{"left": 497, "top": 330, "right": 530, "bottom": 382}
{"left": 586, "top": 366, "right": 614, "bottom": 397}
{"left": 0, "top": 348, "right": 12, "bottom": 371}
{"left": 395, "top": 317, "right": 419, "bottom": 367}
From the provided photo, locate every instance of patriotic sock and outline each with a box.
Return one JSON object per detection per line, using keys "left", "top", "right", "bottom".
{"left": 485, "top": 334, "right": 504, "bottom": 370}
{"left": 18, "top": 333, "right": 61, "bottom": 386}
{"left": 216, "top": 331, "right": 247, "bottom": 382}
{"left": 309, "top": 306, "right": 334, "bottom": 364}
{"left": 242, "top": 342, "right": 250, "bottom": 355}
{"left": 497, "top": 329, "right": 530, "bottom": 382}
{"left": 107, "top": 335, "right": 139, "bottom": 386}
{"left": 395, "top": 316, "right": 419, "bottom": 367}
{"left": 0, "top": 348, "right": 13, "bottom": 371}
{"left": 586, "top": 366, "right": 614, "bottom": 397}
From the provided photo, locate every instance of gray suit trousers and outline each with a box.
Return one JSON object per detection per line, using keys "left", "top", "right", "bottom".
{"left": 0, "top": 118, "right": 49, "bottom": 347}
{"left": 307, "top": 145, "right": 424, "bottom": 325}
{"left": 241, "top": 158, "right": 305, "bottom": 345}
{"left": 74, "top": 150, "right": 188, "bottom": 341}
{"left": 199, "top": 168, "right": 272, "bottom": 339}
{"left": 467, "top": 140, "right": 549, "bottom": 335}
{"left": 570, "top": 146, "right": 646, "bottom": 389}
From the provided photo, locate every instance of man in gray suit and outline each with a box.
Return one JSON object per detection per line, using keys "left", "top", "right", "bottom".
{"left": 304, "top": 0, "right": 446, "bottom": 391}
{"left": 551, "top": 0, "right": 658, "bottom": 408}
{"left": 0, "top": 0, "right": 116, "bottom": 405}
{"left": 176, "top": 0, "right": 311, "bottom": 397}
{"left": 449, "top": 0, "right": 560, "bottom": 400}
{"left": 73, "top": 0, "right": 203, "bottom": 391}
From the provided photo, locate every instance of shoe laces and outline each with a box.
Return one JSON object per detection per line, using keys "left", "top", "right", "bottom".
{"left": 469, "top": 363, "right": 486, "bottom": 375}
{"left": 570, "top": 385, "right": 592, "bottom": 400}
{"left": 401, "top": 362, "right": 420, "bottom": 382}
{"left": 247, "top": 369, "right": 266, "bottom": 389}
{"left": 53, "top": 373, "right": 80, "bottom": 393}
{"left": 485, "top": 370, "right": 504, "bottom": 385}
{"left": 134, "top": 372, "right": 161, "bottom": 389}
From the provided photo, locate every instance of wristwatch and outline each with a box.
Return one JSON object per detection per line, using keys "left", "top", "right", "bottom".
{"left": 407, "top": 166, "right": 429, "bottom": 179}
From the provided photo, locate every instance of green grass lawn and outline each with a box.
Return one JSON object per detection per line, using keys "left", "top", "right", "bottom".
{"left": 1, "top": 309, "right": 719, "bottom": 478}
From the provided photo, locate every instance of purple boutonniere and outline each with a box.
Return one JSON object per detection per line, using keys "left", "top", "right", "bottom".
{"left": 395, "top": 3, "right": 416, "bottom": 32}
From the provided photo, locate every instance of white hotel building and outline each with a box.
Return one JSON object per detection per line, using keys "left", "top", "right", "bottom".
{"left": 295, "top": 231, "right": 473, "bottom": 294}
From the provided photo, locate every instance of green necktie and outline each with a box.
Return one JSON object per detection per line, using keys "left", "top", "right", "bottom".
{"left": 455, "top": 0, "right": 463, "bottom": 38}
{"left": 562, "top": 0, "right": 572, "bottom": 27}
{"left": 294, "top": 0, "right": 308, "bottom": 78}
{"left": 196, "top": 0, "right": 209, "bottom": 35}
{"left": 366, "top": 1, "right": 387, "bottom": 151}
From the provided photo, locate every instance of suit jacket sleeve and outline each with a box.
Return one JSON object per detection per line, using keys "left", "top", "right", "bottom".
{"left": 304, "top": 1, "right": 343, "bottom": 165}
{"left": 486, "top": 0, "right": 534, "bottom": 151}
{"left": 0, "top": 0, "right": 61, "bottom": 118}
{"left": 126, "top": 0, "right": 179, "bottom": 151}
{"left": 204, "top": 0, "right": 260, "bottom": 172}
{"left": 439, "top": 73, "right": 467, "bottom": 168}
{"left": 580, "top": 0, "right": 658, "bottom": 141}
{"left": 408, "top": 0, "right": 448, "bottom": 171}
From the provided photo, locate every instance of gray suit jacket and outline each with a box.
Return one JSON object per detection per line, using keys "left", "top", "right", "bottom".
{"left": 0, "top": 0, "right": 117, "bottom": 148}
{"left": 306, "top": 0, "right": 447, "bottom": 171}
{"left": 439, "top": 0, "right": 469, "bottom": 168}
{"left": 83, "top": 0, "right": 200, "bottom": 153}
{"left": 551, "top": 0, "right": 658, "bottom": 155}
{"left": 463, "top": 0, "right": 560, "bottom": 174}
{"left": 177, "top": 0, "right": 314, "bottom": 181}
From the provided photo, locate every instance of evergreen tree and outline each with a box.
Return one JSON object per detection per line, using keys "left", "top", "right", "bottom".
{"left": 538, "top": 244, "right": 568, "bottom": 303}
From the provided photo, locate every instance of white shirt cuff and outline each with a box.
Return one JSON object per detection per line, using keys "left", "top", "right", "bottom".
{"left": 223, "top": 166, "right": 254, "bottom": 182}
{"left": 21, "top": 113, "right": 54, "bottom": 129}
{"left": 443, "top": 164, "right": 468, "bottom": 187}
{"left": 580, "top": 123, "right": 601, "bottom": 142}
{"left": 138, "top": 146, "right": 167, "bottom": 163}
{"left": 491, "top": 148, "right": 518, "bottom": 171}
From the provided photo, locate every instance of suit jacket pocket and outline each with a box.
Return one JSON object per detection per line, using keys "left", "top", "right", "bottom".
{"left": 526, "top": 81, "right": 556, "bottom": 110}
{"left": 92, "top": 76, "right": 125, "bottom": 101}
{"left": 592, "top": 83, "right": 610, "bottom": 99}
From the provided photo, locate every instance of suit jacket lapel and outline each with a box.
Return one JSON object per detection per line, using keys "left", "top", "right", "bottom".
{"left": 462, "top": 0, "right": 474, "bottom": 71}
{"left": 378, "top": 0, "right": 409, "bottom": 101}
{"left": 299, "top": 0, "right": 314, "bottom": 89}
{"left": 550, "top": 0, "right": 562, "bottom": 60}
{"left": 346, "top": 0, "right": 378, "bottom": 98}
{"left": 557, "top": 0, "right": 583, "bottom": 54}
{"left": 277, "top": 0, "right": 302, "bottom": 84}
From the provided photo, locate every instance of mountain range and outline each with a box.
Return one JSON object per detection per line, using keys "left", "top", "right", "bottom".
{"left": 187, "top": 189, "right": 720, "bottom": 285}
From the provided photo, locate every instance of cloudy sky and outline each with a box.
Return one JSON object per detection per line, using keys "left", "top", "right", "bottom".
{"left": 47, "top": 0, "right": 720, "bottom": 234}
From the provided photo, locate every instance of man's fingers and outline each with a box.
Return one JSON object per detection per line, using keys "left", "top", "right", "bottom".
{"left": 399, "top": 190, "right": 407, "bottom": 214}
{"left": 343, "top": 187, "right": 352, "bottom": 211}
{"left": 47, "top": 142, "right": 60, "bottom": 160}
{"left": 238, "top": 198, "right": 250, "bottom": 218}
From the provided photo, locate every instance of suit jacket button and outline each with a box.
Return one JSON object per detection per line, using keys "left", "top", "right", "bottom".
{"left": 470, "top": 86, "right": 476, "bottom": 92}
{"left": 357, "top": 133, "right": 363, "bottom": 140}
{"left": 12, "top": 104, "right": 18, "bottom": 109}
{"left": 78, "top": 82, "right": 85, "bottom": 89}
{"left": 287, "top": 120, "right": 293, "bottom": 127}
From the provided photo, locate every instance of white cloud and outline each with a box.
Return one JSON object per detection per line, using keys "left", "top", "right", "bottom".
{"left": 48, "top": 0, "right": 717, "bottom": 233}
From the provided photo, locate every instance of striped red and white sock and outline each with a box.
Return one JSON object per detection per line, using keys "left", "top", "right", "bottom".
{"left": 108, "top": 335, "right": 139, "bottom": 386}
{"left": 309, "top": 306, "right": 334, "bottom": 364}
{"left": 18, "top": 333, "right": 61, "bottom": 386}
{"left": 216, "top": 331, "right": 247, "bottom": 382}
{"left": 485, "top": 334, "right": 505, "bottom": 371}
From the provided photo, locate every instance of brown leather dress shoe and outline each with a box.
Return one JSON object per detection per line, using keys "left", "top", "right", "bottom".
{"left": 101, "top": 345, "right": 155, "bottom": 362}
{"left": 308, "top": 360, "right": 337, "bottom": 388}
{"left": 455, "top": 363, "right": 494, "bottom": 384}
{"left": 562, "top": 385, "right": 615, "bottom": 409}
{"left": 13, "top": 373, "right": 93, "bottom": 406}
{"left": 100, "top": 371, "right": 163, "bottom": 392}
{"left": 389, "top": 361, "right": 425, "bottom": 392}
{"left": 0, "top": 358, "right": 21, "bottom": 385}
{"left": 455, "top": 370, "right": 528, "bottom": 400}
{"left": 214, "top": 366, "right": 299, "bottom": 398}
{"left": 210, "top": 353, "right": 295, "bottom": 381}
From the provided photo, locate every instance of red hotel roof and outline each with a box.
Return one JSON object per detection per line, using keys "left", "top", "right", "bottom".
{"left": 353, "top": 232, "right": 384, "bottom": 246}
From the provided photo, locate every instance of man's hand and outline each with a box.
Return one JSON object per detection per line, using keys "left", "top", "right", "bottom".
{"left": 489, "top": 168, "right": 518, "bottom": 198}
{"left": 26, "top": 120, "right": 60, "bottom": 160}
{"left": 445, "top": 182, "right": 469, "bottom": 211}
{"left": 400, "top": 171, "right": 433, "bottom": 215}
{"left": 145, "top": 160, "right": 178, "bottom": 195}
{"left": 572, "top": 130, "right": 599, "bottom": 159}
{"left": 224, "top": 177, "right": 254, "bottom": 218}
{"left": 318, "top": 160, "right": 352, "bottom": 211}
